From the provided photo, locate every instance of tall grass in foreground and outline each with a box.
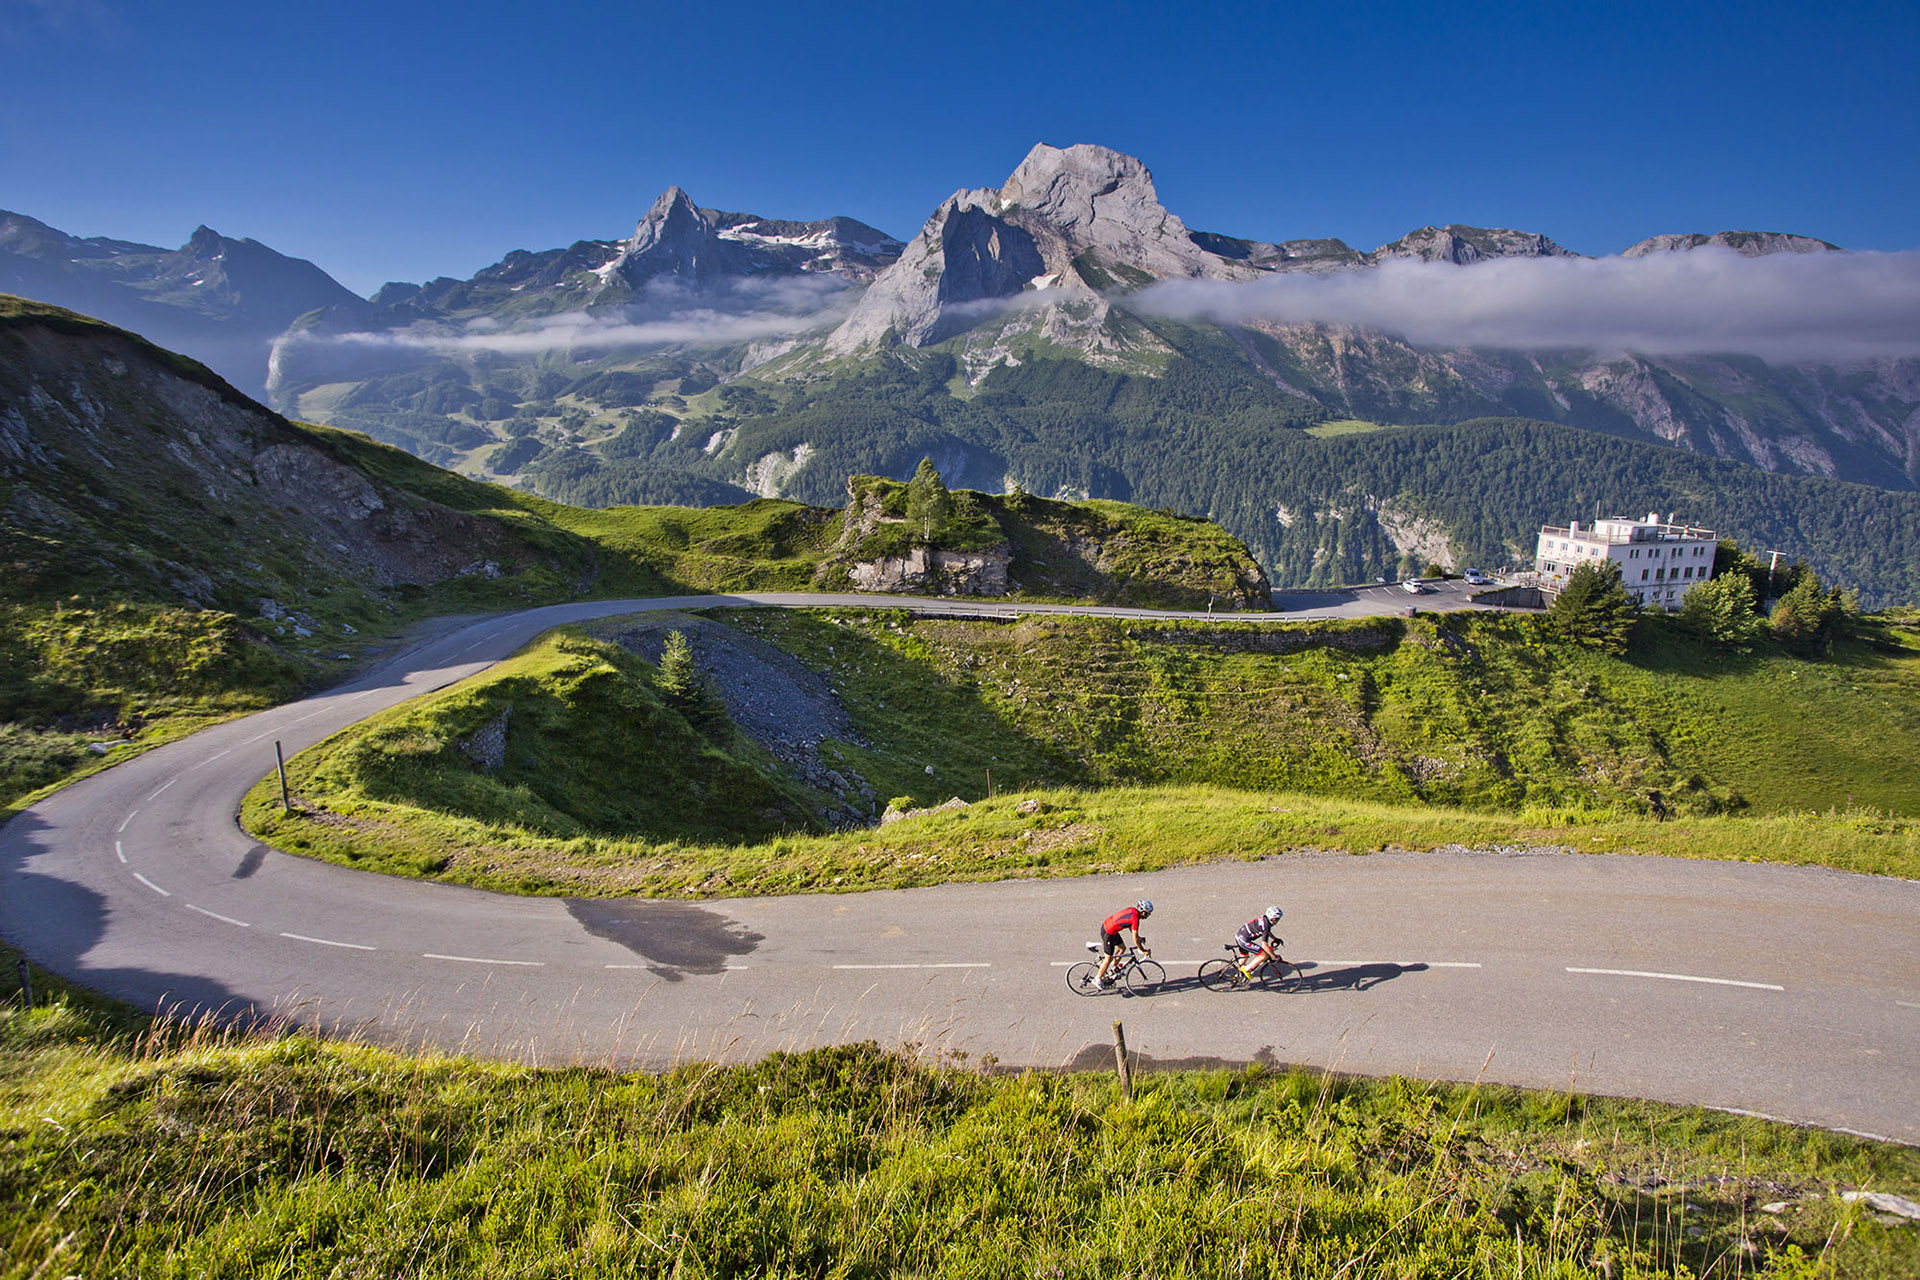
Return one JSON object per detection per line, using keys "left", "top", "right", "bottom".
{"left": 3, "top": 966, "right": 1915, "bottom": 1278}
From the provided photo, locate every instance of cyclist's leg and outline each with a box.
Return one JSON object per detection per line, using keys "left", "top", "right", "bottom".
{"left": 1097, "top": 931, "right": 1123, "bottom": 981}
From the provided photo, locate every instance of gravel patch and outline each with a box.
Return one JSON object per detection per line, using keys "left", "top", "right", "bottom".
{"left": 590, "top": 613, "right": 878, "bottom": 824}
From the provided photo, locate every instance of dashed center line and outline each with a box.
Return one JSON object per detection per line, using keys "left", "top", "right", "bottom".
{"left": 116, "top": 809, "right": 139, "bottom": 833}
{"left": 131, "top": 872, "right": 171, "bottom": 897}
{"left": 185, "top": 748, "right": 231, "bottom": 772}
{"left": 147, "top": 777, "right": 177, "bottom": 800}
{"left": 424, "top": 952, "right": 544, "bottom": 967}
{"left": 186, "top": 904, "right": 251, "bottom": 928}
{"left": 833, "top": 962, "right": 991, "bottom": 970}
{"left": 114, "top": 840, "right": 126, "bottom": 864}
{"left": 281, "top": 932, "right": 375, "bottom": 951}
{"left": 1567, "top": 967, "right": 1783, "bottom": 991}
{"left": 1896, "top": 1000, "right": 1920, "bottom": 1010}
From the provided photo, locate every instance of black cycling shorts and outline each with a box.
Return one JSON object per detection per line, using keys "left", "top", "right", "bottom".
{"left": 1100, "top": 929, "right": 1125, "bottom": 955}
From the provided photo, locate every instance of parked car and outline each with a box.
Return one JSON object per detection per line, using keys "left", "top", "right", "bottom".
{"left": 1463, "top": 569, "right": 1489, "bottom": 585}
{"left": 1401, "top": 579, "right": 1426, "bottom": 594}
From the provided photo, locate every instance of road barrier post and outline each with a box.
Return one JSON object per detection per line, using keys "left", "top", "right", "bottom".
{"left": 275, "top": 740, "right": 291, "bottom": 815}
{"left": 1112, "top": 1020, "right": 1133, "bottom": 1100}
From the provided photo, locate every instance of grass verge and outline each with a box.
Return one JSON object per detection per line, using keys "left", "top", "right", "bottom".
{"left": 3, "top": 952, "right": 1915, "bottom": 1278}
{"left": 240, "top": 608, "right": 1920, "bottom": 898}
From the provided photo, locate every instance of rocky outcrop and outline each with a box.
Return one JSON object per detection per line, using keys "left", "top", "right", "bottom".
{"left": 819, "top": 476, "right": 1014, "bottom": 596}
{"left": 844, "top": 546, "right": 1013, "bottom": 596}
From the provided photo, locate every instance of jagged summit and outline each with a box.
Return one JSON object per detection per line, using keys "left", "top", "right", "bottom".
{"left": 1368, "top": 225, "right": 1577, "bottom": 265}
{"left": 827, "top": 144, "right": 1598, "bottom": 355}
{"left": 1622, "top": 230, "right": 1842, "bottom": 258}
{"left": 828, "top": 142, "right": 1265, "bottom": 354}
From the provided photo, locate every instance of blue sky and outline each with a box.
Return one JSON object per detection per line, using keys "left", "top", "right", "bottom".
{"left": 3, "top": 0, "right": 1915, "bottom": 297}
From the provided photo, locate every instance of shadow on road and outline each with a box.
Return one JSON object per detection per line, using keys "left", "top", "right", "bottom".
{"left": 565, "top": 898, "right": 763, "bottom": 982}
{"left": 0, "top": 809, "right": 263, "bottom": 1028}
{"left": 1286, "top": 960, "right": 1426, "bottom": 992}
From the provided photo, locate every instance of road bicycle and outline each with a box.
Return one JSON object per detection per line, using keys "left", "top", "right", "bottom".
{"left": 1199, "top": 943, "right": 1296, "bottom": 992}
{"left": 1066, "top": 943, "right": 1165, "bottom": 996}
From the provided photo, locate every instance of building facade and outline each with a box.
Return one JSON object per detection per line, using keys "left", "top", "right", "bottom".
{"left": 1534, "top": 512, "right": 1717, "bottom": 610}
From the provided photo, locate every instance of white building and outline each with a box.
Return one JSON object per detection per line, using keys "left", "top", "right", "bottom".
{"left": 1535, "top": 512, "right": 1717, "bottom": 610}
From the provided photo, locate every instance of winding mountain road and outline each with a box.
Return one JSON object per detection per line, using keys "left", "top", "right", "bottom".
{"left": 4, "top": 593, "right": 1917, "bottom": 1143}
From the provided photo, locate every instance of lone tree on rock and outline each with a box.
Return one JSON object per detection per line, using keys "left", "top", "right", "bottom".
{"left": 1547, "top": 561, "right": 1637, "bottom": 654}
{"left": 905, "top": 457, "right": 954, "bottom": 544}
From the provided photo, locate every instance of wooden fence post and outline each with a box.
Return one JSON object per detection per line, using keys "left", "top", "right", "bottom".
{"left": 1112, "top": 1020, "right": 1133, "bottom": 1100}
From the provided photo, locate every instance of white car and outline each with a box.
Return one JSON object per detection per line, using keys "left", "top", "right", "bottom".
{"left": 1401, "top": 579, "right": 1426, "bottom": 594}
{"left": 1463, "top": 570, "right": 1489, "bottom": 585}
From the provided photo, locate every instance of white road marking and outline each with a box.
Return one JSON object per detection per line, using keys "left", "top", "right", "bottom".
{"left": 281, "top": 932, "right": 375, "bottom": 951}
{"left": 131, "top": 873, "right": 171, "bottom": 897}
{"left": 1567, "top": 967, "right": 1783, "bottom": 991}
{"left": 185, "top": 748, "right": 232, "bottom": 772}
{"left": 832, "top": 963, "right": 991, "bottom": 970}
{"left": 423, "top": 953, "right": 545, "bottom": 967}
{"left": 604, "top": 964, "right": 647, "bottom": 969}
{"left": 1315, "top": 960, "right": 1483, "bottom": 968}
{"left": 116, "top": 809, "right": 139, "bottom": 832}
{"left": 1047, "top": 958, "right": 1480, "bottom": 969}
{"left": 147, "top": 777, "right": 178, "bottom": 800}
{"left": 114, "top": 841, "right": 126, "bottom": 863}
{"left": 186, "top": 904, "right": 251, "bottom": 928}
{"left": 243, "top": 707, "right": 335, "bottom": 745}
{"left": 1897, "top": 1001, "right": 1920, "bottom": 1010}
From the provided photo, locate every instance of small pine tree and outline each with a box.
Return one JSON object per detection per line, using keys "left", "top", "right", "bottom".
{"left": 1547, "top": 561, "right": 1637, "bottom": 654}
{"left": 658, "top": 630, "right": 702, "bottom": 703}
{"left": 1679, "top": 573, "right": 1763, "bottom": 650}
{"left": 904, "top": 457, "right": 954, "bottom": 544}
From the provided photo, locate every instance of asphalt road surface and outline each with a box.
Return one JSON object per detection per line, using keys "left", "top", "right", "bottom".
{"left": 4, "top": 593, "right": 1916, "bottom": 1143}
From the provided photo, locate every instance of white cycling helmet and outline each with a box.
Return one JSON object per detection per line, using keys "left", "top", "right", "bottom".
{"left": 1264, "top": 905, "right": 1283, "bottom": 921}
{"left": 1136, "top": 899, "right": 1154, "bottom": 916}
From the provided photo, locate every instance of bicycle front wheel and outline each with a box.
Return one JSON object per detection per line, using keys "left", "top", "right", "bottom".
{"left": 1066, "top": 961, "right": 1104, "bottom": 996}
{"left": 1123, "top": 958, "right": 1165, "bottom": 996}
{"left": 1198, "top": 958, "right": 1245, "bottom": 992}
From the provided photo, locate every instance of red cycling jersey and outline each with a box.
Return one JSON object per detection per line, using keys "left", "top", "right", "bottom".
{"left": 1103, "top": 907, "right": 1143, "bottom": 935}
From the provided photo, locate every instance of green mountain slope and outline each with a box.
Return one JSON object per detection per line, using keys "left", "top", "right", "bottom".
{"left": 0, "top": 296, "right": 1271, "bottom": 804}
{"left": 255, "top": 607, "right": 1920, "bottom": 898}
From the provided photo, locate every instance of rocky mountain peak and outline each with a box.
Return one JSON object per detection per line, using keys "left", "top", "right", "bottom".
{"left": 1369, "top": 225, "right": 1577, "bottom": 265}
{"left": 185, "top": 225, "right": 229, "bottom": 257}
{"left": 1621, "top": 230, "right": 1842, "bottom": 258}
{"left": 626, "top": 187, "right": 711, "bottom": 256}
{"left": 828, "top": 142, "right": 1260, "bottom": 354}
{"left": 998, "top": 143, "right": 1171, "bottom": 240}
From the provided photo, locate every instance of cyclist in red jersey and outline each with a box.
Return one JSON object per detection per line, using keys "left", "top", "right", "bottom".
{"left": 1095, "top": 900, "right": 1153, "bottom": 987}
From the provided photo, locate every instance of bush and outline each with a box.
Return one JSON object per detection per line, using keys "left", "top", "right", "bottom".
{"left": 1680, "top": 574, "right": 1764, "bottom": 651}
{"left": 1546, "top": 562, "right": 1637, "bottom": 654}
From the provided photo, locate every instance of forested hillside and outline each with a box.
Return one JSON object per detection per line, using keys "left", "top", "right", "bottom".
{"left": 552, "top": 343, "right": 1920, "bottom": 606}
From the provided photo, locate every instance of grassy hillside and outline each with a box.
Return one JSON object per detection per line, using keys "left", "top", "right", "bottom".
{"left": 2, "top": 297, "right": 1273, "bottom": 808}
{"left": 246, "top": 608, "right": 1920, "bottom": 897}
{"left": 6, "top": 957, "right": 1916, "bottom": 1279}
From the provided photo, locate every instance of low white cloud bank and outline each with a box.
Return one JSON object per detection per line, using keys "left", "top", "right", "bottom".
{"left": 304, "top": 307, "right": 830, "bottom": 357}
{"left": 293, "top": 273, "right": 855, "bottom": 357}
{"left": 1137, "top": 247, "right": 1920, "bottom": 363}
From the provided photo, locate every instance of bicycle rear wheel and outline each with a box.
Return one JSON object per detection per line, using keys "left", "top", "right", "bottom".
{"left": 1066, "top": 961, "right": 1103, "bottom": 996}
{"left": 1198, "top": 958, "right": 1246, "bottom": 992}
{"left": 1123, "top": 958, "right": 1165, "bottom": 996}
